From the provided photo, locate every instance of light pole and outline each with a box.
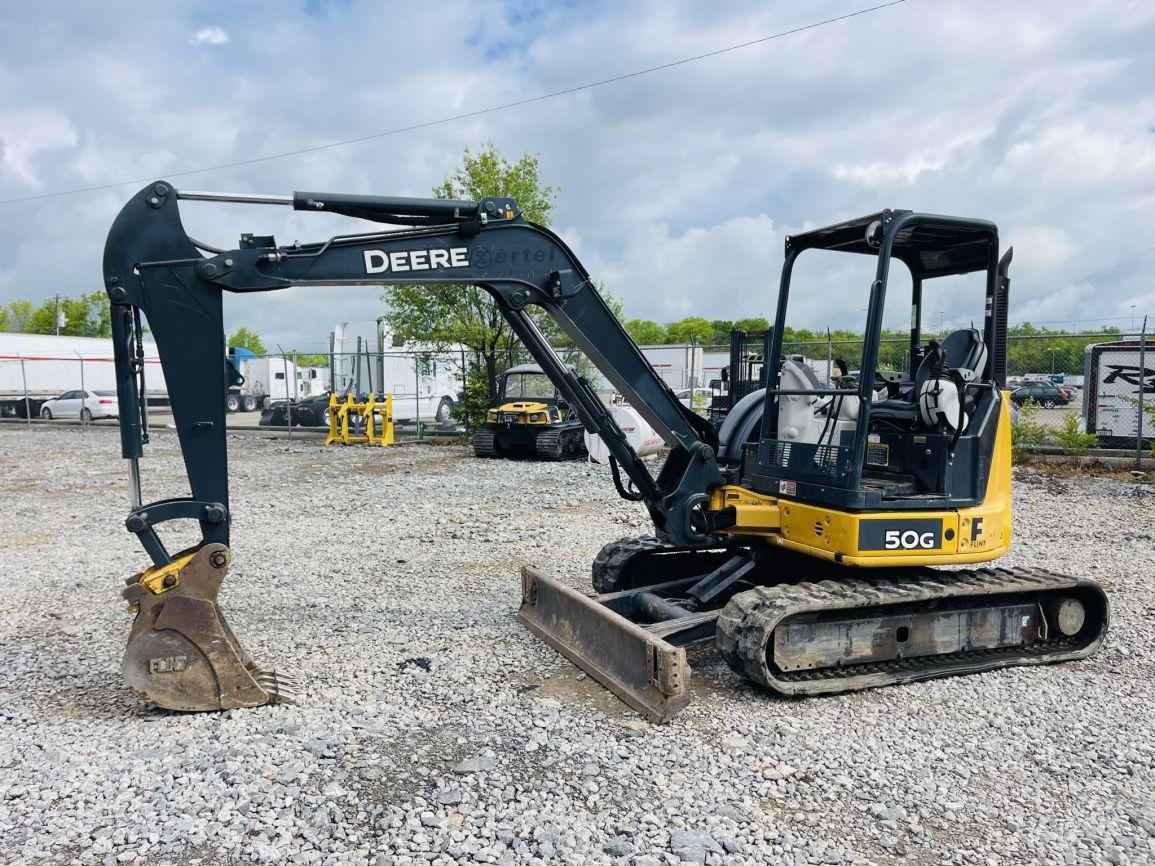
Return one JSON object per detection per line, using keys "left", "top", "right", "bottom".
{"left": 1049, "top": 347, "right": 1059, "bottom": 375}
{"left": 1131, "top": 305, "right": 1137, "bottom": 332}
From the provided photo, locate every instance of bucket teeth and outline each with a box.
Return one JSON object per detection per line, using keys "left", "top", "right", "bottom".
{"left": 253, "top": 670, "right": 299, "bottom": 704}
{"left": 120, "top": 543, "right": 295, "bottom": 712}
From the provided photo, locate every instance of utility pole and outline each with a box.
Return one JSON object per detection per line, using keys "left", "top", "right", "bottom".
{"left": 53, "top": 294, "right": 61, "bottom": 336}
{"left": 1138, "top": 316, "right": 1148, "bottom": 473}
{"left": 1131, "top": 305, "right": 1137, "bottom": 333}
{"left": 1049, "top": 347, "right": 1058, "bottom": 375}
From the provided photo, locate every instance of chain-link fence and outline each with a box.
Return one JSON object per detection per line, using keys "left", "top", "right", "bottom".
{"left": 4, "top": 331, "right": 1150, "bottom": 459}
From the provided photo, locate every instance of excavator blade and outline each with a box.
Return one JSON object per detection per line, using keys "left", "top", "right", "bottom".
{"left": 516, "top": 567, "right": 691, "bottom": 724}
{"left": 121, "top": 543, "right": 296, "bottom": 712}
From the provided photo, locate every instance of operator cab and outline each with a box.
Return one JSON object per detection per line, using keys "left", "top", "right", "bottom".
{"left": 748, "top": 210, "right": 1012, "bottom": 511}
{"left": 498, "top": 364, "right": 564, "bottom": 410}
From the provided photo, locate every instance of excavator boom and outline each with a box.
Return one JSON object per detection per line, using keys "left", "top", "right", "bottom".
{"left": 104, "top": 181, "right": 724, "bottom": 711}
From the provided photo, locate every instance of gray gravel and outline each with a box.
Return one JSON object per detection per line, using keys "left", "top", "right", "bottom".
{"left": 1, "top": 426, "right": 1154, "bottom": 866}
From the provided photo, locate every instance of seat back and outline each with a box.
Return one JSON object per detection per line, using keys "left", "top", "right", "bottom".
{"left": 939, "top": 328, "right": 988, "bottom": 381}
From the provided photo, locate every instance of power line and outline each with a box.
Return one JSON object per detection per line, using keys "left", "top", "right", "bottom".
{"left": 1014, "top": 244, "right": 1155, "bottom": 312}
{"left": 0, "top": 0, "right": 910, "bottom": 207}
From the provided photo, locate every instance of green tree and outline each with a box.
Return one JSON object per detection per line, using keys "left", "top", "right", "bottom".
{"left": 26, "top": 301, "right": 56, "bottom": 334}
{"left": 383, "top": 142, "right": 556, "bottom": 429}
{"left": 734, "top": 316, "right": 769, "bottom": 333}
{"left": 624, "top": 318, "right": 666, "bottom": 345}
{"left": 24, "top": 292, "right": 111, "bottom": 337}
{"left": 4, "top": 300, "right": 33, "bottom": 332}
{"left": 708, "top": 319, "right": 734, "bottom": 345}
{"left": 288, "top": 351, "right": 328, "bottom": 367}
{"left": 4, "top": 302, "right": 32, "bottom": 334}
{"left": 228, "top": 327, "right": 266, "bottom": 356}
{"left": 665, "top": 316, "right": 714, "bottom": 344}
{"left": 1054, "top": 413, "right": 1096, "bottom": 453}
{"left": 0, "top": 306, "right": 8, "bottom": 332}
{"left": 1011, "top": 399, "right": 1050, "bottom": 462}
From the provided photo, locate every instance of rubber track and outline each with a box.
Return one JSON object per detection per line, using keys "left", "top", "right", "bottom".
{"left": 715, "top": 566, "right": 1108, "bottom": 696}
{"left": 591, "top": 536, "right": 673, "bottom": 594}
{"left": 533, "top": 425, "right": 586, "bottom": 461}
{"left": 472, "top": 429, "right": 498, "bottom": 458}
{"left": 533, "top": 429, "right": 563, "bottom": 460}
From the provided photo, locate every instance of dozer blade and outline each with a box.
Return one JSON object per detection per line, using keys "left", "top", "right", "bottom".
{"left": 121, "top": 543, "right": 296, "bottom": 711}
{"left": 516, "top": 567, "right": 691, "bottom": 724}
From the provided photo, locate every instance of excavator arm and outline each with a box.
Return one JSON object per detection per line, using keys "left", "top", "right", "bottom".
{"left": 103, "top": 181, "right": 724, "bottom": 711}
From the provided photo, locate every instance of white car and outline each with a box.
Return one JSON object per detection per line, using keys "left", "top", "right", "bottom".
{"left": 39, "top": 389, "right": 119, "bottom": 421}
{"left": 674, "top": 387, "right": 714, "bottom": 411}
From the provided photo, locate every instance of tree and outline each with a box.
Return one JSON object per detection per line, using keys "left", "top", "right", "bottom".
{"left": 0, "top": 306, "right": 7, "bottom": 332}
{"left": 383, "top": 142, "right": 556, "bottom": 429}
{"left": 228, "top": 327, "right": 266, "bottom": 356}
{"left": 708, "top": 320, "right": 734, "bottom": 344}
{"left": 624, "top": 318, "right": 666, "bottom": 345}
{"left": 665, "top": 316, "right": 715, "bottom": 344}
{"left": 22, "top": 291, "right": 111, "bottom": 337}
{"left": 288, "top": 351, "right": 327, "bottom": 367}
{"left": 734, "top": 316, "right": 769, "bottom": 333}
{"left": 4, "top": 300, "right": 33, "bottom": 332}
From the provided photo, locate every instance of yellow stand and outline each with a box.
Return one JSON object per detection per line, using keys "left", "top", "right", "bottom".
{"left": 325, "top": 392, "right": 394, "bottom": 446}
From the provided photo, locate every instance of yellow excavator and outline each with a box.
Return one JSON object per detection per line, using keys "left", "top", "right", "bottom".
{"left": 103, "top": 184, "right": 1107, "bottom": 719}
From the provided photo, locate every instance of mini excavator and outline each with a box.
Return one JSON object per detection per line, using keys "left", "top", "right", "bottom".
{"left": 104, "top": 183, "right": 1108, "bottom": 719}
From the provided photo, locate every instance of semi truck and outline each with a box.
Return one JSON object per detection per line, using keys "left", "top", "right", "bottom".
{"left": 225, "top": 349, "right": 301, "bottom": 412}
{"left": 328, "top": 321, "right": 461, "bottom": 423}
{"left": 259, "top": 322, "right": 463, "bottom": 429}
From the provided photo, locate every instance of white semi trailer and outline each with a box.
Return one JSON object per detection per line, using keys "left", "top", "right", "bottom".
{"left": 329, "top": 321, "right": 461, "bottom": 424}
{"left": 1083, "top": 339, "right": 1154, "bottom": 447}
{"left": 0, "top": 333, "right": 166, "bottom": 417}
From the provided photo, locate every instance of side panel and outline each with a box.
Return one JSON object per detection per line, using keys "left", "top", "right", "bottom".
{"left": 713, "top": 395, "right": 1015, "bottom": 566}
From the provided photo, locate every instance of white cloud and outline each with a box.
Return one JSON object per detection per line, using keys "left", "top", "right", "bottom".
{"left": 575, "top": 215, "right": 782, "bottom": 322}
{"left": 0, "top": 0, "right": 1153, "bottom": 347}
{"left": 0, "top": 111, "right": 78, "bottom": 187}
{"left": 190, "top": 25, "right": 229, "bottom": 47}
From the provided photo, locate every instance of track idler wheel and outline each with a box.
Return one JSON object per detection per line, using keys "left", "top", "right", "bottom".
{"left": 121, "top": 543, "right": 296, "bottom": 711}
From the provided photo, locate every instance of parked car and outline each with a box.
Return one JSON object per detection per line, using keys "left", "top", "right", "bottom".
{"left": 1010, "top": 382, "right": 1070, "bottom": 409}
{"left": 673, "top": 387, "right": 713, "bottom": 411}
{"left": 1056, "top": 385, "right": 1078, "bottom": 401}
{"left": 39, "top": 389, "right": 119, "bottom": 421}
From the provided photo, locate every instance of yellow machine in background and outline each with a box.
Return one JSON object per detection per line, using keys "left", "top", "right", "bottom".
{"left": 472, "top": 364, "right": 586, "bottom": 460}
{"left": 325, "top": 392, "right": 394, "bottom": 446}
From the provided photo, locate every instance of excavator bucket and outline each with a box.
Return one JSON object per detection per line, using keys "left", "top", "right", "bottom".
{"left": 516, "top": 567, "right": 691, "bottom": 723}
{"left": 121, "top": 543, "right": 296, "bottom": 711}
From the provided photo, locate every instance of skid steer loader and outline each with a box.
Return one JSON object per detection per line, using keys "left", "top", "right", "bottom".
{"left": 103, "top": 183, "right": 1107, "bottom": 718}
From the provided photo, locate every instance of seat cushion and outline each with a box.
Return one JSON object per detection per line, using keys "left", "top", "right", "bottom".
{"left": 870, "top": 399, "right": 918, "bottom": 420}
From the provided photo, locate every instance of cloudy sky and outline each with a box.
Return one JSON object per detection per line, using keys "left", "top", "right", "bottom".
{"left": 1, "top": 0, "right": 1153, "bottom": 351}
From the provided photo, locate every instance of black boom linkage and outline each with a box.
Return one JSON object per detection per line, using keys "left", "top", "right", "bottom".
{"left": 104, "top": 182, "right": 724, "bottom": 567}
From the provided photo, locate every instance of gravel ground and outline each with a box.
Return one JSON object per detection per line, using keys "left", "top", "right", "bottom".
{"left": 1, "top": 426, "right": 1154, "bottom": 866}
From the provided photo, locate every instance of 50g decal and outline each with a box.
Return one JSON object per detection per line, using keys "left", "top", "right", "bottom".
{"left": 858, "top": 518, "right": 943, "bottom": 552}
{"left": 884, "top": 529, "right": 937, "bottom": 550}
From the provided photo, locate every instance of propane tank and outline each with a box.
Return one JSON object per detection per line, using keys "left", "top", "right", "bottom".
{"left": 585, "top": 400, "right": 664, "bottom": 464}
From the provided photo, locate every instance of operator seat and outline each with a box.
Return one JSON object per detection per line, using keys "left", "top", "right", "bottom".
{"left": 871, "top": 328, "right": 987, "bottom": 429}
